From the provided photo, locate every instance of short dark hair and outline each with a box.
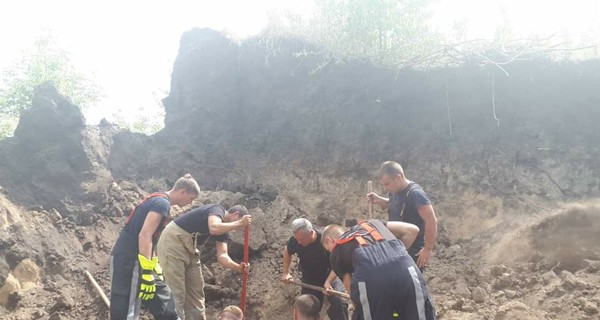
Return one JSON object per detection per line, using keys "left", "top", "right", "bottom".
{"left": 379, "top": 161, "right": 405, "bottom": 178}
{"left": 321, "top": 224, "right": 345, "bottom": 245}
{"left": 294, "top": 294, "right": 321, "bottom": 319}
{"left": 228, "top": 205, "right": 250, "bottom": 217}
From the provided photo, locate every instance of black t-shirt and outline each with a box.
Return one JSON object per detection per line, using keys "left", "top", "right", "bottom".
{"left": 174, "top": 204, "right": 229, "bottom": 245}
{"left": 287, "top": 230, "right": 331, "bottom": 282}
{"left": 330, "top": 239, "right": 358, "bottom": 278}
{"left": 330, "top": 220, "right": 396, "bottom": 278}
{"left": 388, "top": 182, "right": 431, "bottom": 251}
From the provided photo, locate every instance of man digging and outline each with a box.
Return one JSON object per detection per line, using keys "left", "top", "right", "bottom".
{"left": 282, "top": 218, "right": 349, "bottom": 320}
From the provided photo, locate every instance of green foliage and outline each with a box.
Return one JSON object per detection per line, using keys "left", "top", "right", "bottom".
{"left": 0, "top": 117, "right": 18, "bottom": 139}
{"left": 0, "top": 33, "right": 101, "bottom": 138}
{"left": 111, "top": 107, "right": 165, "bottom": 136}
{"left": 272, "top": 0, "right": 441, "bottom": 69}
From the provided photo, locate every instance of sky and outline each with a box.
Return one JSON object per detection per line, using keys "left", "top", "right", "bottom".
{"left": 0, "top": 0, "right": 598, "bottom": 127}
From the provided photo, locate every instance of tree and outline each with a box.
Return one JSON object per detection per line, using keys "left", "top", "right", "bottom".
{"left": 0, "top": 33, "right": 101, "bottom": 138}
{"left": 267, "top": 0, "right": 441, "bottom": 69}
{"left": 111, "top": 107, "right": 165, "bottom": 135}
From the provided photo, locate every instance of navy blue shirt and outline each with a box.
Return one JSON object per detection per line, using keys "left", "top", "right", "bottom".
{"left": 174, "top": 204, "right": 229, "bottom": 245}
{"left": 123, "top": 195, "right": 170, "bottom": 236}
{"left": 388, "top": 182, "right": 431, "bottom": 254}
{"left": 114, "top": 193, "right": 171, "bottom": 254}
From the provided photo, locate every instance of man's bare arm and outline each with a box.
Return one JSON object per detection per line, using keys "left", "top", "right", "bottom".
{"left": 386, "top": 221, "right": 419, "bottom": 248}
{"left": 281, "top": 246, "right": 293, "bottom": 283}
{"left": 216, "top": 241, "right": 244, "bottom": 272}
{"left": 416, "top": 204, "right": 438, "bottom": 267}
{"left": 138, "top": 211, "right": 163, "bottom": 258}
{"left": 208, "top": 215, "right": 250, "bottom": 235}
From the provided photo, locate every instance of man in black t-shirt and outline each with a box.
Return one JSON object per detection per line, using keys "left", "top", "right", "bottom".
{"left": 156, "top": 204, "right": 251, "bottom": 320}
{"left": 281, "top": 218, "right": 348, "bottom": 320}
{"left": 367, "top": 161, "right": 438, "bottom": 268}
{"left": 322, "top": 220, "right": 436, "bottom": 320}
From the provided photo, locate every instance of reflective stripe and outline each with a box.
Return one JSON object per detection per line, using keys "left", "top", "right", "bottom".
{"left": 408, "top": 266, "right": 426, "bottom": 320}
{"left": 127, "top": 263, "right": 141, "bottom": 319}
{"left": 358, "top": 282, "right": 372, "bottom": 320}
{"left": 109, "top": 256, "right": 114, "bottom": 288}
{"left": 400, "top": 185, "right": 417, "bottom": 217}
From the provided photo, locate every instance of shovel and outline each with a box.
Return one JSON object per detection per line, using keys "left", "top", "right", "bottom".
{"left": 289, "top": 280, "right": 350, "bottom": 300}
{"left": 84, "top": 270, "right": 110, "bottom": 308}
{"left": 367, "top": 180, "right": 373, "bottom": 219}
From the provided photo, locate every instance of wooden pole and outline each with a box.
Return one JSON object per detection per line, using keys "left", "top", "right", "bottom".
{"left": 240, "top": 225, "right": 250, "bottom": 316}
{"left": 367, "top": 181, "right": 373, "bottom": 219}
{"left": 289, "top": 280, "right": 350, "bottom": 300}
{"left": 84, "top": 270, "right": 110, "bottom": 308}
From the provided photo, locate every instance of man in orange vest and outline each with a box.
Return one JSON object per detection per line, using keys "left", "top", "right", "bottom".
{"left": 322, "top": 220, "right": 436, "bottom": 320}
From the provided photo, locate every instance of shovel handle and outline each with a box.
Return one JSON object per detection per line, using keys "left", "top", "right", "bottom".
{"left": 241, "top": 225, "right": 250, "bottom": 315}
{"left": 289, "top": 280, "right": 350, "bottom": 300}
{"left": 367, "top": 181, "right": 373, "bottom": 219}
{"left": 85, "top": 270, "right": 110, "bottom": 308}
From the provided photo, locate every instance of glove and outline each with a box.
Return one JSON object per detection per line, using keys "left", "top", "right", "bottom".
{"left": 152, "top": 256, "right": 164, "bottom": 281}
{"left": 138, "top": 254, "right": 156, "bottom": 300}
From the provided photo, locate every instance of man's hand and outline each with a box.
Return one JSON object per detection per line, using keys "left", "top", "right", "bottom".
{"left": 138, "top": 254, "right": 156, "bottom": 300}
{"left": 238, "top": 262, "right": 251, "bottom": 274}
{"left": 238, "top": 215, "right": 252, "bottom": 228}
{"left": 281, "top": 273, "right": 293, "bottom": 284}
{"left": 367, "top": 192, "right": 387, "bottom": 208}
{"left": 323, "top": 279, "right": 333, "bottom": 296}
{"left": 152, "top": 257, "right": 164, "bottom": 281}
{"left": 416, "top": 247, "right": 433, "bottom": 268}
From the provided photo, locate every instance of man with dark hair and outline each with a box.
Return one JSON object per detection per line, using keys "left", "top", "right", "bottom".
{"left": 110, "top": 174, "right": 200, "bottom": 320}
{"left": 322, "top": 219, "right": 436, "bottom": 320}
{"left": 157, "top": 204, "right": 251, "bottom": 320}
{"left": 294, "top": 294, "right": 322, "bottom": 320}
{"left": 281, "top": 218, "right": 348, "bottom": 320}
{"left": 368, "top": 161, "right": 438, "bottom": 269}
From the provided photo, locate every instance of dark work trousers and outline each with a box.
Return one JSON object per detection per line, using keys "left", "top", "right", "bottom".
{"left": 350, "top": 240, "right": 436, "bottom": 320}
{"left": 407, "top": 246, "right": 427, "bottom": 274}
{"left": 109, "top": 251, "right": 179, "bottom": 320}
{"left": 302, "top": 277, "right": 349, "bottom": 320}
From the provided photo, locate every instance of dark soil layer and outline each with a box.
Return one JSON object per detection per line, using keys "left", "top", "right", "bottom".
{"left": 1, "top": 29, "right": 599, "bottom": 319}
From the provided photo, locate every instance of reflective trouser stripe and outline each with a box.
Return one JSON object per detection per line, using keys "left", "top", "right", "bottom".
{"left": 109, "top": 255, "right": 142, "bottom": 320}
{"left": 127, "top": 262, "right": 141, "bottom": 319}
{"left": 358, "top": 281, "right": 372, "bottom": 320}
{"left": 408, "top": 266, "right": 426, "bottom": 320}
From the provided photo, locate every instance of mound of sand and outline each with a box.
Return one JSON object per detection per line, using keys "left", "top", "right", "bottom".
{"left": 489, "top": 202, "right": 600, "bottom": 271}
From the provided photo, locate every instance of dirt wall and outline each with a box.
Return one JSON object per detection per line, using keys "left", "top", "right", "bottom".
{"left": 1, "top": 28, "right": 600, "bottom": 319}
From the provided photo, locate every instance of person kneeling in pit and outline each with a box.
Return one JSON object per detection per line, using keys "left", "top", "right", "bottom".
{"left": 294, "top": 294, "right": 322, "bottom": 320}
{"left": 157, "top": 204, "right": 251, "bottom": 320}
{"left": 218, "top": 305, "right": 244, "bottom": 320}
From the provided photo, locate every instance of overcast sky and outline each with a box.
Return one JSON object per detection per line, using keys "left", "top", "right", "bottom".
{"left": 1, "top": 0, "right": 598, "bottom": 125}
